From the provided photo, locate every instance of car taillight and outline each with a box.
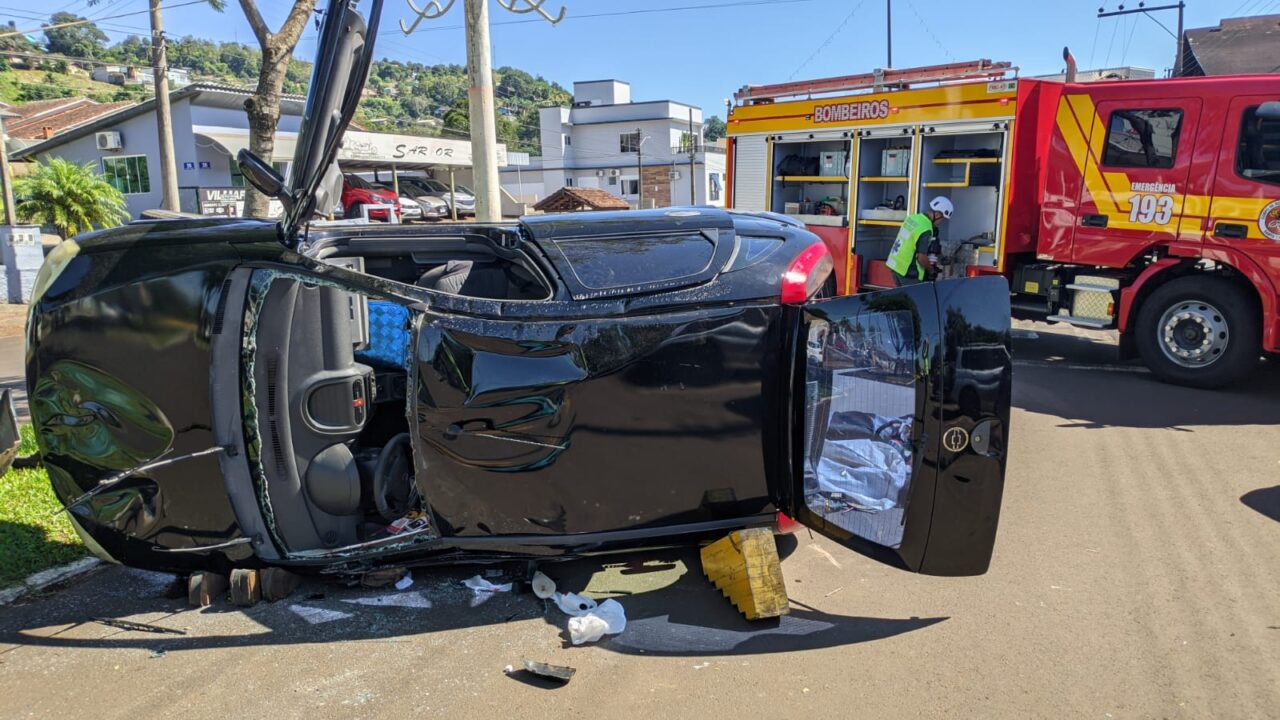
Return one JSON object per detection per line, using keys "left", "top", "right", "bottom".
{"left": 780, "top": 242, "right": 834, "bottom": 304}
{"left": 775, "top": 511, "right": 803, "bottom": 534}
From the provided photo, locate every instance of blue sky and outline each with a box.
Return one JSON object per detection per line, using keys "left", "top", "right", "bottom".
{"left": 9, "top": 0, "right": 1275, "bottom": 118}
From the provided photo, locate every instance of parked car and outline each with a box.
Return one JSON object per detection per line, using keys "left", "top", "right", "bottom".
{"left": 386, "top": 180, "right": 450, "bottom": 221}
{"left": 341, "top": 173, "right": 400, "bottom": 221}
{"left": 21, "top": 0, "right": 1012, "bottom": 580}
{"left": 368, "top": 183, "right": 426, "bottom": 222}
{"left": 399, "top": 175, "right": 476, "bottom": 216}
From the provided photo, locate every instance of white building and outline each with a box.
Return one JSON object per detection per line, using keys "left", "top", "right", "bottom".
{"left": 501, "top": 79, "right": 726, "bottom": 209}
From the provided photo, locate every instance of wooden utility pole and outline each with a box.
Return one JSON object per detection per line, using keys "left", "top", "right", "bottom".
{"left": 150, "top": 0, "right": 180, "bottom": 211}
{"left": 464, "top": 0, "right": 501, "bottom": 222}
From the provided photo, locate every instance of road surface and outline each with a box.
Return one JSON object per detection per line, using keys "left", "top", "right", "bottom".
{"left": 1, "top": 323, "right": 1277, "bottom": 718}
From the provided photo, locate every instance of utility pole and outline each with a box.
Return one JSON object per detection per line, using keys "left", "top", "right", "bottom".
{"left": 635, "top": 127, "right": 643, "bottom": 210}
{"left": 149, "top": 0, "right": 179, "bottom": 211}
{"left": 886, "top": 0, "right": 892, "bottom": 68}
{"left": 687, "top": 109, "right": 696, "bottom": 205}
{"left": 402, "top": 0, "right": 566, "bottom": 222}
{"left": 1097, "top": 2, "right": 1185, "bottom": 76}
{"left": 463, "top": 0, "right": 501, "bottom": 222}
{"left": 0, "top": 109, "right": 16, "bottom": 225}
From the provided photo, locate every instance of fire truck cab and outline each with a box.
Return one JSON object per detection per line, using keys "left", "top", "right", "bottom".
{"left": 726, "top": 61, "right": 1280, "bottom": 388}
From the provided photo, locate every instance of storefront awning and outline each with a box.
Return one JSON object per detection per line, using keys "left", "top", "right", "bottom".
{"left": 194, "top": 125, "right": 298, "bottom": 162}
{"left": 337, "top": 130, "right": 506, "bottom": 170}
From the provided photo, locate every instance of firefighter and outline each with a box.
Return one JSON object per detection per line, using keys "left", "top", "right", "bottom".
{"left": 887, "top": 196, "right": 953, "bottom": 286}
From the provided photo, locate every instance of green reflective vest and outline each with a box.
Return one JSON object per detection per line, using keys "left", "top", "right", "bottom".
{"left": 886, "top": 213, "right": 934, "bottom": 279}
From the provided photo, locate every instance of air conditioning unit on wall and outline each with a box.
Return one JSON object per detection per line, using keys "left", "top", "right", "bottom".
{"left": 668, "top": 170, "right": 681, "bottom": 180}
{"left": 96, "top": 131, "right": 123, "bottom": 151}
{"left": 608, "top": 169, "right": 621, "bottom": 177}
{"left": 595, "top": 169, "right": 605, "bottom": 177}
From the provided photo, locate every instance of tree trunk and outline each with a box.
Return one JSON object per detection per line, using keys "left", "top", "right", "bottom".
{"left": 243, "top": 48, "right": 289, "bottom": 219}
{"left": 238, "top": 0, "right": 316, "bottom": 220}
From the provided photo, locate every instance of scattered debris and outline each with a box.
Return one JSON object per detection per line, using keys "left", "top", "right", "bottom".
{"left": 385, "top": 511, "right": 430, "bottom": 535}
{"left": 568, "top": 599, "right": 626, "bottom": 645}
{"left": 92, "top": 617, "right": 187, "bottom": 635}
{"left": 288, "top": 604, "right": 354, "bottom": 625}
{"left": 692, "top": 662, "right": 710, "bottom": 670}
{"left": 824, "top": 586, "right": 844, "bottom": 598}
{"left": 462, "top": 575, "right": 513, "bottom": 606}
{"left": 341, "top": 592, "right": 432, "bottom": 609}
{"left": 530, "top": 571, "right": 556, "bottom": 599}
{"left": 394, "top": 574, "right": 414, "bottom": 591}
{"left": 522, "top": 659, "right": 576, "bottom": 683}
{"left": 360, "top": 567, "right": 409, "bottom": 589}
{"left": 554, "top": 592, "right": 597, "bottom": 616}
{"left": 148, "top": 649, "right": 167, "bottom": 659}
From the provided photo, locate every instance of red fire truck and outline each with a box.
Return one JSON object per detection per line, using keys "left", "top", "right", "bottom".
{"left": 725, "top": 60, "right": 1280, "bottom": 388}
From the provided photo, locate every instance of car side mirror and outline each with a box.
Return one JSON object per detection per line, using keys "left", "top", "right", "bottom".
{"left": 236, "top": 149, "right": 293, "bottom": 212}
{"left": 1258, "top": 101, "right": 1280, "bottom": 120}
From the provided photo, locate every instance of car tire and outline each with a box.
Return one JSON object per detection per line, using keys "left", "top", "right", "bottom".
{"left": 347, "top": 202, "right": 366, "bottom": 220}
{"left": 1134, "top": 275, "right": 1260, "bottom": 389}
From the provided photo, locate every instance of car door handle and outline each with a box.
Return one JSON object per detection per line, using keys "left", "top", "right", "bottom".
{"left": 1213, "top": 222, "right": 1248, "bottom": 239}
{"left": 1081, "top": 214, "right": 1108, "bottom": 228}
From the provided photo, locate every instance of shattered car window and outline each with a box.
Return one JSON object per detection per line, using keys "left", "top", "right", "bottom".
{"left": 551, "top": 233, "right": 716, "bottom": 291}
{"left": 803, "top": 309, "right": 917, "bottom": 548}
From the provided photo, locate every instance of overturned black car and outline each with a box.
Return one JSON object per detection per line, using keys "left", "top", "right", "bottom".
{"left": 23, "top": 0, "right": 1012, "bottom": 580}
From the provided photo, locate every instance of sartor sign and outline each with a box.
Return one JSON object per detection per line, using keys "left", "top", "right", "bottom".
{"left": 338, "top": 131, "right": 508, "bottom": 167}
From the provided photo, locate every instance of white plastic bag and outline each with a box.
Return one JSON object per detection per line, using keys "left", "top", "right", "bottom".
{"left": 567, "top": 599, "right": 626, "bottom": 645}
{"left": 554, "top": 591, "right": 597, "bottom": 616}
{"left": 462, "top": 575, "right": 512, "bottom": 607}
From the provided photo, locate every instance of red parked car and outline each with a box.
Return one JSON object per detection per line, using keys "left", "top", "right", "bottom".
{"left": 342, "top": 173, "right": 401, "bottom": 221}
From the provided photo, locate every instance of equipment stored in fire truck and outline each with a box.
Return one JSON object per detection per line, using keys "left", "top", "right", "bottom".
{"left": 726, "top": 59, "right": 1279, "bottom": 388}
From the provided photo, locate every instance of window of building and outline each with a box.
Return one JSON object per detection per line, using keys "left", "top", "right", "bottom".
{"left": 622, "top": 178, "right": 639, "bottom": 196}
{"left": 1101, "top": 108, "right": 1183, "bottom": 169}
{"left": 620, "top": 132, "right": 641, "bottom": 153}
{"left": 1236, "top": 105, "right": 1280, "bottom": 186}
{"left": 565, "top": 177, "right": 575, "bottom": 187}
{"left": 230, "top": 160, "right": 288, "bottom": 187}
{"left": 564, "top": 134, "right": 571, "bottom": 146}
{"left": 102, "top": 155, "right": 151, "bottom": 195}
{"left": 607, "top": 175, "right": 618, "bottom": 186}
{"left": 709, "top": 172, "right": 722, "bottom": 201}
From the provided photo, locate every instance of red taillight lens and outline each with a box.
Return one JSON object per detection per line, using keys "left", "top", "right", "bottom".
{"left": 781, "top": 241, "right": 835, "bottom": 304}
{"left": 775, "top": 511, "right": 803, "bottom": 534}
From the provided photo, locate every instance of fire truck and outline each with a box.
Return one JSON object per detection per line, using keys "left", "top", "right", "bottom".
{"left": 725, "top": 60, "right": 1280, "bottom": 388}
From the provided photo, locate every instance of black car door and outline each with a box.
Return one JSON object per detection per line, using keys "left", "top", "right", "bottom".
{"left": 782, "top": 276, "right": 1012, "bottom": 576}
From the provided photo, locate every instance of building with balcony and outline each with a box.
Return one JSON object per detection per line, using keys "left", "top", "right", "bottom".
{"left": 500, "top": 79, "right": 726, "bottom": 209}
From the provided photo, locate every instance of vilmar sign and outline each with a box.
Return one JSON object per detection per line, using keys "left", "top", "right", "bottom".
{"left": 338, "top": 131, "right": 508, "bottom": 167}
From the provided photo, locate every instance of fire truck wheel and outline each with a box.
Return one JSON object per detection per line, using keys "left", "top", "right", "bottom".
{"left": 1135, "top": 275, "right": 1260, "bottom": 389}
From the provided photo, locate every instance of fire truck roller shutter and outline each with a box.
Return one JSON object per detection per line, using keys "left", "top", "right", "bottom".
{"left": 734, "top": 135, "right": 769, "bottom": 212}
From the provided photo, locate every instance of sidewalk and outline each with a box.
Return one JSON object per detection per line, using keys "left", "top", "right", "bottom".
{"left": 0, "top": 304, "right": 26, "bottom": 339}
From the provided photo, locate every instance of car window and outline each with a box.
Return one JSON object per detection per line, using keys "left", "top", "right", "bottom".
{"left": 1236, "top": 105, "right": 1280, "bottom": 186}
{"left": 346, "top": 175, "right": 373, "bottom": 189}
{"left": 455, "top": 185, "right": 473, "bottom": 194}
{"left": 549, "top": 233, "right": 716, "bottom": 291}
{"left": 1101, "top": 108, "right": 1183, "bottom": 169}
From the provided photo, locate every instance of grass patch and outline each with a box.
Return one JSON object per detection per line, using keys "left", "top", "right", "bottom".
{"left": 0, "top": 425, "right": 85, "bottom": 588}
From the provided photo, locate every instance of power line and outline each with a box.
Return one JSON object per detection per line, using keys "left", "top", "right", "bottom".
{"left": 386, "top": 0, "right": 819, "bottom": 36}
{"left": 903, "top": 0, "right": 954, "bottom": 62}
{"left": 0, "top": 0, "right": 210, "bottom": 40}
{"left": 788, "top": 0, "right": 868, "bottom": 80}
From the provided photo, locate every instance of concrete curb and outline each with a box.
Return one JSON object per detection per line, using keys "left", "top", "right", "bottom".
{"left": 0, "top": 557, "right": 101, "bottom": 606}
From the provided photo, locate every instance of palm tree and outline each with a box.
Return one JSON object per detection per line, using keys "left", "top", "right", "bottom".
{"left": 13, "top": 158, "right": 130, "bottom": 240}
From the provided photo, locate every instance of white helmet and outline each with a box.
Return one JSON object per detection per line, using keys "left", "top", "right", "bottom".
{"left": 929, "top": 196, "right": 954, "bottom": 219}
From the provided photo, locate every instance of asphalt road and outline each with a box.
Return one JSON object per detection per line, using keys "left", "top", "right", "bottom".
{"left": 2, "top": 322, "right": 1278, "bottom": 719}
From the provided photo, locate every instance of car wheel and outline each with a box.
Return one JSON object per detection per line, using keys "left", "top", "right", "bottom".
{"left": 347, "top": 202, "right": 365, "bottom": 220}
{"left": 1134, "top": 275, "right": 1260, "bottom": 389}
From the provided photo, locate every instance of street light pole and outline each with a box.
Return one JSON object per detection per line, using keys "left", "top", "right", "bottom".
{"left": 464, "top": 0, "right": 501, "bottom": 222}
{"left": 0, "top": 111, "right": 16, "bottom": 225}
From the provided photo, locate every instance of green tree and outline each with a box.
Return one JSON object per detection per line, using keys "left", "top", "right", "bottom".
{"left": 14, "top": 158, "right": 130, "bottom": 239}
{"left": 704, "top": 115, "right": 727, "bottom": 141}
{"left": 44, "top": 13, "right": 109, "bottom": 59}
